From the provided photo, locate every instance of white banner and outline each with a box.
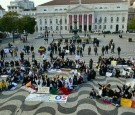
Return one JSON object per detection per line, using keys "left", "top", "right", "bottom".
{"left": 37, "top": 86, "right": 50, "bottom": 94}
{"left": 25, "top": 94, "right": 50, "bottom": 102}
{"left": 49, "top": 95, "right": 68, "bottom": 103}
{"left": 21, "top": 86, "right": 36, "bottom": 94}
{"left": 25, "top": 94, "right": 68, "bottom": 103}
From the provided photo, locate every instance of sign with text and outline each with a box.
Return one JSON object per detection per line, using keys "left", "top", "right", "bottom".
{"left": 37, "top": 86, "right": 50, "bottom": 94}
{"left": 49, "top": 95, "right": 68, "bottom": 103}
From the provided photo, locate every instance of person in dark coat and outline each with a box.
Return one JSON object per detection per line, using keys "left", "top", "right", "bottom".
{"left": 89, "top": 59, "right": 93, "bottom": 69}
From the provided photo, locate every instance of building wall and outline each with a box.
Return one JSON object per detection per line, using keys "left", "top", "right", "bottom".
{"left": 36, "top": 2, "right": 128, "bottom": 33}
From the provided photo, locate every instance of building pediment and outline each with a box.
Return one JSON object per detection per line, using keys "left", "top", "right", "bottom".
{"left": 68, "top": 5, "right": 92, "bottom": 13}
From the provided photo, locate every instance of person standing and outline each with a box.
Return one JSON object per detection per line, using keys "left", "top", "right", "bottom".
{"left": 89, "top": 59, "right": 93, "bottom": 69}
{"left": 117, "top": 46, "right": 121, "bottom": 56}
{"left": 31, "top": 45, "right": 34, "bottom": 53}
{"left": 88, "top": 46, "right": 91, "bottom": 55}
{"left": 32, "top": 52, "right": 35, "bottom": 62}
{"left": 105, "top": 45, "right": 109, "bottom": 54}
{"left": 0, "top": 49, "right": 4, "bottom": 60}
{"left": 101, "top": 46, "right": 105, "bottom": 56}
{"left": 94, "top": 46, "right": 98, "bottom": 56}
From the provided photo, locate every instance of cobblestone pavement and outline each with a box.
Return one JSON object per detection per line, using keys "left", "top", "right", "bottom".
{"left": 0, "top": 33, "right": 135, "bottom": 115}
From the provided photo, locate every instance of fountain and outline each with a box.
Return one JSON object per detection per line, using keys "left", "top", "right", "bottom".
{"left": 72, "top": 20, "right": 80, "bottom": 39}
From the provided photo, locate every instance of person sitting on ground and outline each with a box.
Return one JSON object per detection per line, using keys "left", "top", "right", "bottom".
{"left": 89, "top": 88, "right": 97, "bottom": 99}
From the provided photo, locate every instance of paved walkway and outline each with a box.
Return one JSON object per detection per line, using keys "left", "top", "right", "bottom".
{"left": 0, "top": 33, "right": 135, "bottom": 115}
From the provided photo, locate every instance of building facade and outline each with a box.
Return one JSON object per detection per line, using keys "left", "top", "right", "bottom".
{"left": 36, "top": 0, "right": 129, "bottom": 33}
{"left": 7, "top": 0, "right": 35, "bottom": 14}
{"left": 0, "top": 5, "right": 5, "bottom": 18}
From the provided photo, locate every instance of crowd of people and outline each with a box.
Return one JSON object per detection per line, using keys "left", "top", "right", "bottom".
{"left": 90, "top": 83, "right": 135, "bottom": 106}
{"left": 0, "top": 34, "right": 135, "bottom": 109}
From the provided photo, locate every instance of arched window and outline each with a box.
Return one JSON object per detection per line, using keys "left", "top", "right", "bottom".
{"left": 116, "top": 17, "right": 119, "bottom": 22}
{"left": 40, "top": 19, "right": 42, "bottom": 25}
{"left": 95, "top": 18, "right": 97, "bottom": 23}
{"left": 104, "top": 17, "right": 107, "bottom": 23}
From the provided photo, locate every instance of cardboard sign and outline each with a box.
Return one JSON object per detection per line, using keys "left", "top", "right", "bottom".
{"left": 106, "top": 72, "right": 112, "bottom": 77}
{"left": 120, "top": 98, "right": 132, "bottom": 107}
{"left": 49, "top": 95, "right": 68, "bottom": 103}
{"left": 37, "top": 86, "right": 50, "bottom": 94}
{"left": 111, "top": 61, "right": 117, "bottom": 66}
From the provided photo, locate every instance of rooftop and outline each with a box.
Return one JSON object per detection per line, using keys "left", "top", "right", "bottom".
{"left": 39, "top": 0, "right": 127, "bottom": 6}
{"left": 0, "top": 5, "right": 5, "bottom": 10}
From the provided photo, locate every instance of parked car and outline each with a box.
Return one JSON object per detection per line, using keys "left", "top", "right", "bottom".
{"left": 112, "top": 31, "right": 120, "bottom": 34}
{"left": 102, "top": 31, "right": 111, "bottom": 34}
{"left": 35, "top": 34, "right": 44, "bottom": 39}
{"left": 127, "top": 30, "right": 135, "bottom": 33}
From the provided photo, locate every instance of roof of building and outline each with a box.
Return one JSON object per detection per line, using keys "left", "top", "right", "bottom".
{"left": 0, "top": 5, "right": 5, "bottom": 10}
{"left": 39, "top": 0, "right": 127, "bottom": 6}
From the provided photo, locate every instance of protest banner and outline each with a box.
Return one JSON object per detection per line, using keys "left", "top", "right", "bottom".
{"left": 21, "top": 86, "right": 36, "bottom": 94}
{"left": 25, "top": 94, "right": 50, "bottom": 102}
{"left": 37, "top": 86, "right": 50, "bottom": 94}
{"left": 49, "top": 95, "right": 68, "bottom": 103}
{"left": 120, "top": 98, "right": 132, "bottom": 107}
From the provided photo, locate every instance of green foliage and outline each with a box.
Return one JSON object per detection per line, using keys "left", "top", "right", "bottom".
{"left": 0, "top": 12, "right": 36, "bottom": 34}
{"left": 128, "top": 18, "right": 135, "bottom": 30}
{"left": 19, "top": 16, "right": 36, "bottom": 34}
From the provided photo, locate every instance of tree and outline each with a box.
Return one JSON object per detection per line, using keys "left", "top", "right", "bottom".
{"left": 19, "top": 16, "right": 36, "bottom": 34}
{"left": 128, "top": 18, "right": 135, "bottom": 30}
{"left": 0, "top": 12, "right": 36, "bottom": 42}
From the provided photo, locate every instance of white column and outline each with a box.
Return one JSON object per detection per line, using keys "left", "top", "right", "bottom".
{"left": 72, "top": 14, "right": 74, "bottom": 29}
{"left": 77, "top": 14, "right": 79, "bottom": 29}
{"left": 67, "top": 14, "right": 69, "bottom": 33}
{"left": 87, "top": 14, "right": 89, "bottom": 32}
{"left": 82, "top": 14, "right": 84, "bottom": 32}
{"left": 92, "top": 13, "right": 94, "bottom": 31}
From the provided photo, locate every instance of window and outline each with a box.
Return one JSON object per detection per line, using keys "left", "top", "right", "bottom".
{"left": 111, "top": 17, "right": 113, "bottom": 23}
{"left": 50, "top": 26, "right": 53, "bottom": 30}
{"left": 95, "top": 25, "right": 97, "bottom": 29}
{"left": 117, "top": 6, "right": 120, "bottom": 8}
{"left": 44, "top": 9, "right": 47, "bottom": 11}
{"left": 40, "top": 27, "right": 42, "bottom": 31}
{"left": 60, "top": 9, "right": 62, "bottom": 11}
{"left": 56, "top": 19, "right": 58, "bottom": 24}
{"left": 95, "top": 18, "right": 97, "bottom": 23}
{"left": 110, "top": 25, "right": 113, "bottom": 29}
{"left": 104, "top": 17, "right": 107, "bottom": 23}
{"left": 64, "top": 8, "right": 67, "bottom": 10}
{"left": 40, "top": 19, "right": 42, "bottom": 25}
{"left": 60, "top": 26, "right": 63, "bottom": 30}
{"left": 45, "top": 19, "right": 47, "bottom": 24}
{"left": 122, "top": 17, "right": 125, "bottom": 22}
{"left": 116, "top": 17, "right": 119, "bottom": 22}
{"left": 100, "top": 7, "right": 103, "bottom": 9}
{"left": 56, "top": 26, "right": 59, "bottom": 30}
{"left": 99, "top": 17, "right": 102, "bottom": 23}
{"left": 122, "top": 25, "right": 124, "bottom": 29}
{"left": 50, "top": 19, "right": 52, "bottom": 24}
{"left": 65, "top": 26, "right": 67, "bottom": 30}
{"left": 65, "top": 18, "right": 67, "bottom": 24}
{"left": 99, "top": 25, "right": 102, "bottom": 29}
{"left": 60, "top": 19, "right": 62, "bottom": 24}
{"left": 55, "top": 9, "right": 58, "bottom": 11}
{"left": 104, "top": 25, "right": 106, "bottom": 29}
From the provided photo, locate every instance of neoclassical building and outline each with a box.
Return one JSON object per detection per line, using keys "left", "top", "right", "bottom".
{"left": 36, "top": 0, "right": 129, "bottom": 33}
